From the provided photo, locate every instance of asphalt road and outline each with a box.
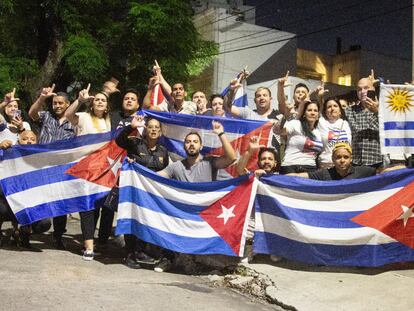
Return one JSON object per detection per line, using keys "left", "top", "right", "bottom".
{"left": 0, "top": 217, "right": 278, "bottom": 311}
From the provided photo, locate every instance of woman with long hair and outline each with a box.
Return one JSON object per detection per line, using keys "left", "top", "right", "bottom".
{"left": 65, "top": 83, "right": 111, "bottom": 260}
{"left": 318, "top": 97, "right": 352, "bottom": 168}
{"left": 280, "top": 101, "right": 322, "bottom": 174}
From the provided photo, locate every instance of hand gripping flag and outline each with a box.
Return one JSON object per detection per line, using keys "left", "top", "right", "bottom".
{"left": 116, "top": 161, "right": 257, "bottom": 256}
{"left": 0, "top": 132, "right": 126, "bottom": 225}
{"left": 254, "top": 169, "right": 414, "bottom": 267}
{"left": 142, "top": 110, "right": 273, "bottom": 176}
{"left": 379, "top": 83, "right": 414, "bottom": 154}
{"left": 220, "top": 73, "right": 248, "bottom": 108}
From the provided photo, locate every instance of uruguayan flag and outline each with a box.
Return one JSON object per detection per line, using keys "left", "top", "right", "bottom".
{"left": 379, "top": 83, "right": 414, "bottom": 154}
{"left": 254, "top": 170, "right": 414, "bottom": 267}
{"left": 116, "top": 161, "right": 257, "bottom": 256}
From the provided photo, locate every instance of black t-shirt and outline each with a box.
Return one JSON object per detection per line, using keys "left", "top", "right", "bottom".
{"left": 308, "top": 166, "right": 376, "bottom": 181}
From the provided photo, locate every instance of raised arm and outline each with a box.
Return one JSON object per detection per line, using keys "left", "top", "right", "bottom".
{"left": 115, "top": 115, "right": 144, "bottom": 149}
{"left": 29, "top": 84, "right": 56, "bottom": 121}
{"left": 211, "top": 121, "right": 237, "bottom": 169}
{"left": 277, "top": 71, "right": 290, "bottom": 117}
{"left": 65, "top": 83, "right": 94, "bottom": 126}
{"left": 0, "top": 88, "right": 20, "bottom": 113}
{"left": 236, "top": 136, "right": 263, "bottom": 176}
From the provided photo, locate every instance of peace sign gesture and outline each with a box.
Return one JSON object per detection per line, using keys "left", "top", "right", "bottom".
{"left": 4, "top": 88, "right": 20, "bottom": 104}
{"left": 78, "top": 83, "right": 94, "bottom": 103}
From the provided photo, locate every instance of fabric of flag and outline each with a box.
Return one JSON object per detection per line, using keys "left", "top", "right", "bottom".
{"left": 379, "top": 83, "right": 414, "bottom": 154}
{"left": 116, "top": 161, "right": 257, "bottom": 256}
{"left": 0, "top": 132, "right": 126, "bottom": 225}
{"left": 150, "top": 84, "right": 167, "bottom": 107}
{"left": 220, "top": 73, "right": 248, "bottom": 107}
{"left": 142, "top": 110, "right": 273, "bottom": 176}
{"left": 254, "top": 169, "right": 414, "bottom": 267}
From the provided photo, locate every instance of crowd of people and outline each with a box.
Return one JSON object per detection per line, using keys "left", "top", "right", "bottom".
{"left": 0, "top": 63, "right": 410, "bottom": 272}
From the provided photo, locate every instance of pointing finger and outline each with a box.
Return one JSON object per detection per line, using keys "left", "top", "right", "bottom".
{"left": 86, "top": 83, "right": 91, "bottom": 93}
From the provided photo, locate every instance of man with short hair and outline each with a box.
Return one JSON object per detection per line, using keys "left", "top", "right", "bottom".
{"left": 192, "top": 91, "right": 209, "bottom": 115}
{"left": 159, "top": 121, "right": 236, "bottom": 182}
{"left": 29, "top": 85, "right": 76, "bottom": 249}
{"left": 345, "top": 75, "right": 381, "bottom": 167}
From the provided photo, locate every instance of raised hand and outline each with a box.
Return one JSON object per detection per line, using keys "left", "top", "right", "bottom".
{"left": 368, "top": 69, "right": 380, "bottom": 86}
{"left": 248, "top": 135, "right": 265, "bottom": 154}
{"left": 4, "top": 88, "right": 20, "bottom": 104}
{"left": 11, "top": 115, "right": 24, "bottom": 131}
{"left": 212, "top": 120, "right": 224, "bottom": 135}
{"left": 39, "top": 84, "right": 57, "bottom": 99}
{"left": 313, "top": 81, "right": 329, "bottom": 97}
{"left": 153, "top": 60, "right": 161, "bottom": 77}
{"left": 130, "top": 115, "right": 146, "bottom": 129}
{"left": 148, "top": 76, "right": 160, "bottom": 90}
{"left": 278, "top": 71, "right": 292, "bottom": 88}
{"left": 78, "top": 83, "right": 94, "bottom": 103}
{"left": 365, "top": 96, "right": 379, "bottom": 113}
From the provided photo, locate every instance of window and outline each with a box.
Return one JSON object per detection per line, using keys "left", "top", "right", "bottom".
{"left": 338, "top": 75, "right": 352, "bottom": 86}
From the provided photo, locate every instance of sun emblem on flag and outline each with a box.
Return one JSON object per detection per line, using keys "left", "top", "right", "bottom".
{"left": 385, "top": 87, "right": 414, "bottom": 113}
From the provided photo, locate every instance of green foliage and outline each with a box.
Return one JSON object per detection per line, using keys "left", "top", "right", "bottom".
{"left": 63, "top": 35, "right": 109, "bottom": 84}
{"left": 0, "top": 0, "right": 216, "bottom": 99}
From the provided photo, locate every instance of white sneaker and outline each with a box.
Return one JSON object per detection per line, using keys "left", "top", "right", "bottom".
{"left": 82, "top": 249, "right": 94, "bottom": 261}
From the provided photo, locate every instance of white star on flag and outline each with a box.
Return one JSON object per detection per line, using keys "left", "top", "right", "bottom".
{"left": 397, "top": 204, "right": 414, "bottom": 227}
{"left": 107, "top": 156, "right": 123, "bottom": 176}
{"left": 217, "top": 204, "right": 236, "bottom": 225}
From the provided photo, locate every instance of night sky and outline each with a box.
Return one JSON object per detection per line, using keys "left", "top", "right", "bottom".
{"left": 246, "top": 0, "right": 412, "bottom": 60}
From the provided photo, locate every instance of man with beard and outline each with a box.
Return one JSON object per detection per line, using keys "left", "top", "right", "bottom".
{"left": 192, "top": 91, "right": 209, "bottom": 115}
{"left": 158, "top": 121, "right": 236, "bottom": 182}
{"left": 29, "top": 85, "right": 75, "bottom": 250}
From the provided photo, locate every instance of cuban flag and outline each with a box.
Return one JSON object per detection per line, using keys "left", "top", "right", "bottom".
{"left": 220, "top": 73, "right": 248, "bottom": 107}
{"left": 116, "top": 161, "right": 257, "bottom": 256}
{"left": 142, "top": 110, "right": 273, "bottom": 176}
{"left": 379, "top": 83, "right": 414, "bottom": 154}
{"left": 254, "top": 169, "right": 414, "bottom": 267}
{"left": 0, "top": 132, "right": 126, "bottom": 225}
{"left": 303, "top": 137, "right": 323, "bottom": 154}
{"left": 150, "top": 84, "right": 167, "bottom": 107}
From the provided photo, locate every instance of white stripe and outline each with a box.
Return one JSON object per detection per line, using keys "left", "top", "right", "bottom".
{"left": 162, "top": 124, "right": 243, "bottom": 149}
{"left": 120, "top": 170, "right": 230, "bottom": 206}
{"left": 255, "top": 212, "right": 396, "bottom": 246}
{"left": 382, "top": 129, "right": 414, "bottom": 138}
{"left": 117, "top": 202, "right": 218, "bottom": 238}
{"left": 7, "top": 179, "right": 110, "bottom": 213}
{"left": 0, "top": 141, "right": 108, "bottom": 178}
{"left": 257, "top": 183, "right": 401, "bottom": 212}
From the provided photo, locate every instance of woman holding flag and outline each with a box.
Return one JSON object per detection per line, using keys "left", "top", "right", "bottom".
{"left": 65, "top": 84, "right": 112, "bottom": 260}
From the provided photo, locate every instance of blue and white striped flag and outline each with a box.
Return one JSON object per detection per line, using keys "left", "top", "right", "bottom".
{"left": 220, "top": 73, "right": 248, "bottom": 107}
{"left": 379, "top": 83, "right": 414, "bottom": 154}
{"left": 116, "top": 161, "right": 257, "bottom": 256}
{"left": 254, "top": 170, "right": 414, "bottom": 267}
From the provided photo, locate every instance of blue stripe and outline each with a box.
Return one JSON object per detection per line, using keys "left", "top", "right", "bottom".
{"left": 1, "top": 131, "right": 118, "bottom": 160}
{"left": 253, "top": 231, "right": 414, "bottom": 267}
{"left": 233, "top": 94, "right": 248, "bottom": 107}
{"left": 260, "top": 168, "right": 414, "bottom": 194}
{"left": 384, "top": 121, "right": 414, "bottom": 130}
{"left": 1, "top": 163, "right": 76, "bottom": 196}
{"left": 142, "top": 110, "right": 266, "bottom": 133}
{"left": 116, "top": 218, "right": 236, "bottom": 256}
{"left": 256, "top": 196, "right": 363, "bottom": 228}
{"left": 220, "top": 85, "right": 230, "bottom": 97}
{"left": 14, "top": 192, "right": 108, "bottom": 225}
{"left": 385, "top": 138, "right": 414, "bottom": 147}
{"left": 119, "top": 186, "right": 206, "bottom": 221}
{"left": 123, "top": 161, "right": 249, "bottom": 192}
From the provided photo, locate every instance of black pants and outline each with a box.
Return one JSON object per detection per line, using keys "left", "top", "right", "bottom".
{"left": 124, "top": 234, "right": 175, "bottom": 261}
{"left": 79, "top": 207, "right": 114, "bottom": 242}
{"left": 52, "top": 215, "right": 67, "bottom": 239}
{"left": 20, "top": 218, "right": 52, "bottom": 237}
{"left": 98, "top": 207, "right": 115, "bottom": 244}
{"left": 280, "top": 165, "right": 317, "bottom": 175}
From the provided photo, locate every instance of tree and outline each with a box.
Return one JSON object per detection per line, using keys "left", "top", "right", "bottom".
{"left": 0, "top": 0, "right": 217, "bottom": 108}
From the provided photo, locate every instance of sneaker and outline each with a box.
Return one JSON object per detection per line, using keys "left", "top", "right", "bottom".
{"left": 82, "top": 249, "right": 94, "bottom": 261}
{"left": 52, "top": 237, "right": 66, "bottom": 250}
{"left": 124, "top": 253, "right": 141, "bottom": 269}
{"left": 135, "top": 251, "right": 157, "bottom": 264}
{"left": 154, "top": 258, "right": 171, "bottom": 273}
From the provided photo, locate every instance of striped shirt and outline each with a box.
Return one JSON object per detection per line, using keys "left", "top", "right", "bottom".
{"left": 38, "top": 111, "right": 76, "bottom": 144}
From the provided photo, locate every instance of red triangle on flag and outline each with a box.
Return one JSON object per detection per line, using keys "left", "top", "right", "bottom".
{"left": 65, "top": 140, "right": 126, "bottom": 188}
{"left": 199, "top": 176, "right": 256, "bottom": 256}
{"left": 208, "top": 122, "right": 273, "bottom": 177}
{"left": 352, "top": 180, "right": 414, "bottom": 249}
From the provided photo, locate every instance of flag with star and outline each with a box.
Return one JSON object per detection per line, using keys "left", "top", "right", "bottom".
{"left": 254, "top": 169, "right": 414, "bottom": 267}
{"left": 0, "top": 131, "right": 125, "bottom": 225}
{"left": 116, "top": 161, "right": 257, "bottom": 256}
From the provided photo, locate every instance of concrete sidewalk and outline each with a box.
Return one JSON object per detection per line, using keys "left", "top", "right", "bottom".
{"left": 244, "top": 257, "right": 414, "bottom": 311}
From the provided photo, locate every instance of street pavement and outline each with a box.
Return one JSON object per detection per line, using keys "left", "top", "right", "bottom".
{"left": 0, "top": 217, "right": 278, "bottom": 311}
{"left": 245, "top": 255, "right": 414, "bottom": 311}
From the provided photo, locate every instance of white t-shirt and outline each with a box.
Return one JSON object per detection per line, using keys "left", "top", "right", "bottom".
{"left": 317, "top": 117, "right": 352, "bottom": 165}
{"left": 0, "top": 122, "right": 31, "bottom": 145}
{"left": 282, "top": 120, "right": 323, "bottom": 167}
{"left": 76, "top": 112, "right": 111, "bottom": 136}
